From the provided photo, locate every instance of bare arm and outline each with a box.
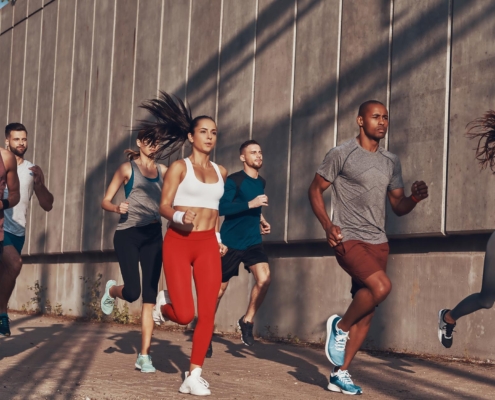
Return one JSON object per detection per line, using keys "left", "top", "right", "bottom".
{"left": 101, "top": 162, "right": 132, "bottom": 214}
{"left": 1, "top": 151, "right": 19, "bottom": 209}
{"left": 30, "top": 165, "right": 54, "bottom": 211}
{"left": 387, "top": 181, "right": 428, "bottom": 217}
{"left": 308, "top": 173, "right": 342, "bottom": 247}
{"left": 159, "top": 160, "right": 186, "bottom": 221}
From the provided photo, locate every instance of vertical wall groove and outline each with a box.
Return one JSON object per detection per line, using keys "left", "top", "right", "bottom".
{"left": 249, "top": 0, "right": 259, "bottom": 140}
{"left": 101, "top": 0, "right": 118, "bottom": 251}
{"left": 80, "top": 0, "right": 97, "bottom": 251}
{"left": 61, "top": 0, "right": 79, "bottom": 252}
{"left": 128, "top": 0, "right": 140, "bottom": 148}
{"left": 20, "top": 14, "right": 28, "bottom": 120}
{"left": 157, "top": 0, "right": 164, "bottom": 96}
{"left": 284, "top": 0, "right": 297, "bottom": 243}
{"left": 442, "top": 0, "right": 453, "bottom": 235}
{"left": 213, "top": 0, "right": 224, "bottom": 162}
{"left": 385, "top": 0, "right": 394, "bottom": 151}
{"left": 333, "top": 0, "right": 343, "bottom": 149}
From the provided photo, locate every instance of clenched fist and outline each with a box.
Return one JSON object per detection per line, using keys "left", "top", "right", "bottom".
{"left": 249, "top": 195, "right": 268, "bottom": 209}
{"left": 117, "top": 201, "right": 129, "bottom": 214}
{"left": 411, "top": 181, "right": 428, "bottom": 201}
{"left": 183, "top": 210, "right": 197, "bottom": 224}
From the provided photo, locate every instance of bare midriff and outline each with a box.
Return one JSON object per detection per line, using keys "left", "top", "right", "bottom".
{"left": 170, "top": 206, "right": 218, "bottom": 232}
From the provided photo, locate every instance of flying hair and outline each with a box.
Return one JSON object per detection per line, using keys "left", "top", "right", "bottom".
{"left": 466, "top": 110, "right": 495, "bottom": 173}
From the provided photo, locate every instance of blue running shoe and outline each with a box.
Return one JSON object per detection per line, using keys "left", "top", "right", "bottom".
{"left": 328, "top": 369, "right": 362, "bottom": 395}
{"left": 135, "top": 353, "right": 156, "bottom": 373}
{"left": 325, "top": 314, "right": 349, "bottom": 366}
{"left": 100, "top": 280, "right": 116, "bottom": 315}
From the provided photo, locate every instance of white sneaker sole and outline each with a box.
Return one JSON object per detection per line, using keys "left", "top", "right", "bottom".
{"left": 179, "top": 384, "right": 211, "bottom": 396}
{"left": 328, "top": 383, "right": 361, "bottom": 395}
{"left": 100, "top": 280, "right": 116, "bottom": 316}
{"left": 325, "top": 314, "right": 342, "bottom": 366}
{"left": 153, "top": 290, "right": 170, "bottom": 326}
{"left": 437, "top": 309, "right": 444, "bottom": 344}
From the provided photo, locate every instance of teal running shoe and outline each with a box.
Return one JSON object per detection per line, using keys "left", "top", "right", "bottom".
{"left": 328, "top": 369, "right": 362, "bottom": 395}
{"left": 325, "top": 314, "right": 349, "bottom": 366}
{"left": 135, "top": 353, "right": 156, "bottom": 373}
{"left": 0, "top": 313, "right": 10, "bottom": 337}
{"left": 100, "top": 279, "right": 116, "bottom": 315}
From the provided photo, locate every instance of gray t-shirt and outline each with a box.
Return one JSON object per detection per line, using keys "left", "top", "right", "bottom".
{"left": 317, "top": 138, "right": 404, "bottom": 244}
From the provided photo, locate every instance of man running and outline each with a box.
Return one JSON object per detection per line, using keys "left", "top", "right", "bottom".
{"left": 0, "top": 123, "right": 53, "bottom": 337}
{"left": 308, "top": 101, "right": 428, "bottom": 395}
{"left": 215, "top": 140, "right": 271, "bottom": 350}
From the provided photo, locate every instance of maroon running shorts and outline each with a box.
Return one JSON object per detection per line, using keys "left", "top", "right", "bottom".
{"left": 334, "top": 240, "right": 389, "bottom": 298}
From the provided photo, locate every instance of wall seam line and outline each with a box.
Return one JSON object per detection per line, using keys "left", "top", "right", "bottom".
{"left": 249, "top": 0, "right": 259, "bottom": 140}
{"left": 157, "top": 0, "right": 164, "bottom": 96}
{"left": 20, "top": 13, "right": 28, "bottom": 121}
{"left": 129, "top": 0, "right": 140, "bottom": 149}
{"left": 385, "top": 0, "right": 394, "bottom": 151}
{"left": 213, "top": 0, "right": 224, "bottom": 162}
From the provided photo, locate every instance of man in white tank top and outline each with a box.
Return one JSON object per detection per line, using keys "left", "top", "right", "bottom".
{"left": 0, "top": 123, "right": 53, "bottom": 337}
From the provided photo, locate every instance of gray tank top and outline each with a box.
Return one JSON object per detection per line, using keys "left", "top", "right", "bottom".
{"left": 117, "top": 160, "right": 163, "bottom": 230}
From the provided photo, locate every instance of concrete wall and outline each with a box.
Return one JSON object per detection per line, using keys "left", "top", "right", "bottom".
{"left": 2, "top": 0, "right": 495, "bottom": 359}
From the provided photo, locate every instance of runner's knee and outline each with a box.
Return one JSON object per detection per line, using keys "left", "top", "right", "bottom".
{"left": 478, "top": 294, "right": 495, "bottom": 310}
{"left": 122, "top": 286, "right": 141, "bottom": 303}
{"left": 371, "top": 278, "right": 391, "bottom": 303}
{"left": 174, "top": 307, "right": 195, "bottom": 325}
{"left": 256, "top": 273, "right": 271, "bottom": 290}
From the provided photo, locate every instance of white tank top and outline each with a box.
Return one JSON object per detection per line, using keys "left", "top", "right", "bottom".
{"left": 174, "top": 158, "right": 224, "bottom": 210}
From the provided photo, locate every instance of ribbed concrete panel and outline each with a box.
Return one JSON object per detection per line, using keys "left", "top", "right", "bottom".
{"left": 159, "top": 0, "right": 189, "bottom": 98}
{"left": 102, "top": 0, "right": 138, "bottom": 251}
{"left": 82, "top": 0, "right": 115, "bottom": 252}
{"left": 28, "top": 0, "right": 57, "bottom": 255}
{"left": 13, "top": 0, "right": 28, "bottom": 25}
{"left": 130, "top": 0, "right": 162, "bottom": 143}
{"left": 186, "top": 0, "right": 221, "bottom": 116}
{"left": 288, "top": 0, "right": 339, "bottom": 241}
{"left": 45, "top": 0, "right": 76, "bottom": 253}
{"left": 8, "top": 19, "right": 26, "bottom": 123}
{"left": 158, "top": 0, "right": 189, "bottom": 166}
{"left": 446, "top": 0, "right": 495, "bottom": 233}
{"left": 0, "top": 30, "right": 12, "bottom": 129}
{"left": 20, "top": 9, "right": 42, "bottom": 256}
{"left": 252, "top": 0, "right": 295, "bottom": 242}
{"left": 337, "top": 0, "right": 390, "bottom": 143}
{"left": 386, "top": 0, "right": 449, "bottom": 237}
{"left": 63, "top": 0, "right": 94, "bottom": 252}
{"left": 28, "top": 0, "right": 44, "bottom": 15}
{"left": 216, "top": 0, "right": 256, "bottom": 173}
{"left": 0, "top": 1, "right": 13, "bottom": 33}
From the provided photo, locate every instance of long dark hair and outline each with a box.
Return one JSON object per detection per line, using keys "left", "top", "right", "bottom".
{"left": 126, "top": 91, "right": 215, "bottom": 161}
{"left": 467, "top": 110, "right": 495, "bottom": 172}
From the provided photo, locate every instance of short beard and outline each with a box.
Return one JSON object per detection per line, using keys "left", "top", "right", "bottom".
{"left": 10, "top": 147, "right": 26, "bottom": 158}
{"left": 246, "top": 161, "right": 262, "bottom": 170}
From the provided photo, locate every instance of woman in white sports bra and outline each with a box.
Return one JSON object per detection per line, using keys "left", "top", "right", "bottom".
{"left": 141, "top": 92, "right": 228, "bottom": 396}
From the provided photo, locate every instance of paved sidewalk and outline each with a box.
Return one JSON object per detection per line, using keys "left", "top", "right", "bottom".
{"left": 1, "top": 314, "right": 495, "bottom": 399}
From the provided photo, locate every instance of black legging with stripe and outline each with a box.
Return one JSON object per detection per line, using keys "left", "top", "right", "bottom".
{"left": 450, "top": 232, "right": 495, "bottom": 320}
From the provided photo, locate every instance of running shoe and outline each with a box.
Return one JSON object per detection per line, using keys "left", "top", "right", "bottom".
{"left": 237, "top": 316, "right": 255, "bottom": 346}
{"left": 152, "top": 290, "right": 171, "bottom": 326}
{"left": 325, "top": 314, "right": 349, "bottom": 367}
{"left": 206, "top": 340, "right": 213, "bottom": 358}
{"left": 100, "top": 280, "right": 117, "bottom": 315}
{"left": 438, "top": 309, "right": 456, "bottom": 348}
{"left": 328, "top": 368, "right": 363, "bottom": 395}
{"left": 0, "top": 313, "right": 10, "bottom": 337}
{"left": 179, "top": 367, "right": 211, "bottom": 396}
{"left": 135, "top": 353, "right": 156, "bottom": 373}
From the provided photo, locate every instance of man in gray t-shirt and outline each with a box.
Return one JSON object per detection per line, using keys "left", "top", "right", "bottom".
{"left": 308, "top": 100, "right": 428, "bottom": 394}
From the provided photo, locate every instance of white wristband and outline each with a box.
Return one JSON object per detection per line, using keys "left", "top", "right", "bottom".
{"left": 173, "top": 211, "right": 185, "bottom": 224}
{"left": 215, "top": 232, "right": 222, "bottom": 243}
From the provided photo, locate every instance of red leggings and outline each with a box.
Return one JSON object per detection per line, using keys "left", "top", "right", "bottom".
{"left": 161, "top": 226, "right": 221, "bottom": 366}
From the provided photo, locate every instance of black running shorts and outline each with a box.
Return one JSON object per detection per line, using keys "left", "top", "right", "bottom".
{"left": 221, "top": 243, "right": 269, "bottom": 283}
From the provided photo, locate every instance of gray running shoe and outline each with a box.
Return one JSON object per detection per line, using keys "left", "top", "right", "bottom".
{"left": 438, "top": 309, "right": 456, "bottom": 348}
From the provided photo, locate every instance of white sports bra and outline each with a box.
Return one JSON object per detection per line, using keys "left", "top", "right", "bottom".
{"left": 174, "top": 158, "right": 224, "bottom": 210}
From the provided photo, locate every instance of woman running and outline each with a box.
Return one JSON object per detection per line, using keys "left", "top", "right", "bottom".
{"left": 438, "top": 110, "right": 495, "bottom": 348}
{"left": 100, "top": 125, "right": 166, "bottom": 373}
{"left": 134, "top": 91, "right": 227, "bottom": 396}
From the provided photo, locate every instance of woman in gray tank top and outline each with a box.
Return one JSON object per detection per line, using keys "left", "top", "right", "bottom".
{"left": 438, "top": 111, "right": 495, "bottom": 348}
{"left": 100, "top": 129, "right": 167, "bottom": 374}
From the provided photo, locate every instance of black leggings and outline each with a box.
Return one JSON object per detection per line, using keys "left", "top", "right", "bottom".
{"left": 450, "top": 232, "right": 495, "bottom": 320}
{"left": 113, "top": 223, "right": 162, "bottom": 304}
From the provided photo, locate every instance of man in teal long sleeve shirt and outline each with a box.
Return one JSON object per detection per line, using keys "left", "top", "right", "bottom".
{"left": 215, "top": 140, "right": 271, "bottom": 350}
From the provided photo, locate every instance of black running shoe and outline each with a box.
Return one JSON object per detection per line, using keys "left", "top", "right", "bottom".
{"left": 206, "top": 340, "right": 213, "bottom": 358}
{"left": 0, "top": 313, "right": 11, "bottom": 337}
{"left": 438, "top": 309, "right": 456, "bottom": 348}
{"left": 237, "top": 316, "right": 255, "bottom": 346}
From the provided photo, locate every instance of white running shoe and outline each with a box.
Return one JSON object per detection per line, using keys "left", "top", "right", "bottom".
{"left": 152, "top": 290, "right": 171, "bottom": 326}
{"left": 179, "top": 367, "right": 211, "bottom": 396}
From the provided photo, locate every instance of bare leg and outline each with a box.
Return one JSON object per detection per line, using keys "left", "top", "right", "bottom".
{"left": 109, "top": 284, "right": 125, "bottom": 301}
{"left": 337, "top": 308, "right": 374, "bottom": 371}
{"left": 141, "top": 303, "right": 155, "bottom": 355}
{"left": 0, "top": 246, "right": 23, "bottom": 314}
{"left": 244, "top": 263, "right": 270, "bottom": 323}
{"left": 338, "top": 270, "right": 391, "bottom": 332}
{"left": 216, "top": 281, "right": 229, "bottom": 312}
